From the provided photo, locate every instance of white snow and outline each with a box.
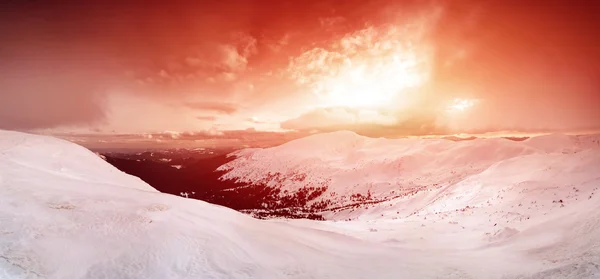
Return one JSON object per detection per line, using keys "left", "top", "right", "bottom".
{"left": 1, "top": 130, "right": 600, "bottom": 278}
{"left": 0, "top": 131, "right": 154, "bottom": 192}
{"left": 93, "top": 152, "right": 107, "bottom": 161}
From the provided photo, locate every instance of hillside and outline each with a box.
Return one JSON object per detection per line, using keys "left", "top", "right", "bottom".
{"left": 218, "top": 131, "right": 600, "bottom": 219}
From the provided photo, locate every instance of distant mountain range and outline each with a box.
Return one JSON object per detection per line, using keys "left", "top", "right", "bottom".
{"left": 98, "top": 132, "right": 600, "bottom": 222}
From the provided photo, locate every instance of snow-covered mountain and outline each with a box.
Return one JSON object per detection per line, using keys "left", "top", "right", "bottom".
{"left": 1, "top": 129, "right": 600, "bottom": 278}
{"left": 219, "top": 131, "right": 600, "bottom": 218}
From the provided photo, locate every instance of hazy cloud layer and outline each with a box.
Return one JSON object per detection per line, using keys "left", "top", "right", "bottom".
{"left": 0, "top": 50, "right": 116, "bottom": 130}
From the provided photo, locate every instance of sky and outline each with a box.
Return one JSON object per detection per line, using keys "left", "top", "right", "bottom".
{"left": 1, "top": 0, "right": 599, "bottom": 145}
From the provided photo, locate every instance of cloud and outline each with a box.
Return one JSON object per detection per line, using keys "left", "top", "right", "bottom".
{"left": 2, "top": 1, "right": 599, "bottom": 135}
{"left": 184, "top": 101, "right": 239, "bottom": 114}
{"left": 214, "top": 33, "right": 258, "bottom": 73}
{"left": 266, "top": 34, "right": 291, "bottom": 52}
{"left": 319, "top": 16, "right": 346, "bottom": 29}
{"left": 62, "top": 127, "right": 309, "bottom": 149}
{"left": 279, "top": 94, "right": 600, "bottom": 137}
{"left": 232, "top": 32, "right": 258, "bottom": 58}
{"left": 158, "top": 69, "right": 170, "bottom": 78}
{"left": 246, "top": 116, "right": 274, "bottom": 124}
{"left": 0, "top": 52, "right": 113, "bottom": 130}
{"left": 99, "top": 93, "right": 206, "bottom": 134}
{"left": 219, "top": 45, "right": 249, "bottom": 72}
{"left": 127, "top": 31, "right": 258, "bottom": 89}
{"left": 180, "top": 128, "right": 224, "bottom": 137}
{"left": 163, "top": 130, "right": 181, "bottom": 139}
{"left": 281, "top": 107, "right": 358, "bottom": 129}
{"left": 185, "top": 57, "right": 203, "bottom": 67}
{"left": 196, "top": 116, "right": 217, "bottom": 121}
{"left": 280, "top": 107, "right": 442, "bottom": 137}
{"left": 286, "top": 21, "right": 432, "bottom": 109}
{"left": 217, "top": 72, "right": 238, "bottom": 82}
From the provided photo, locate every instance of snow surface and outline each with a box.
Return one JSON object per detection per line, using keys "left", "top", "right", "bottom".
{"left": 1, "top": 130, "right": 600, "bottom": 278}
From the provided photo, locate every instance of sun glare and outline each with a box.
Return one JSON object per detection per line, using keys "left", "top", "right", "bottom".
{"left": 318, "top": 54, "right": 425, "bottom": 109}
{"left": 289, "top": 25, "right": 431, "bottom": 111}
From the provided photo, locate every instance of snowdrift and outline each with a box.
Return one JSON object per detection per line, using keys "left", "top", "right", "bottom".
{"left": 2, "top": 130, "right": 600, "bottom": 278}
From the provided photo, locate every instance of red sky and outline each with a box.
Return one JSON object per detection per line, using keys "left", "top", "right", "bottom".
{"left": 1, "top": 0, "right": 599, "bottom": 142}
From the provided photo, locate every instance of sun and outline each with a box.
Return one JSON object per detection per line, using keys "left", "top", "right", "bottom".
{"left": 288, "top": 24, "right": 431, "bottom": 111}
{"left": 318, "top": 55, "right": 425, "bottom": 109}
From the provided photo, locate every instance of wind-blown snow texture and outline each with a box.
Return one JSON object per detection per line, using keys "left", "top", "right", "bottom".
{"left": 1, "top": 130, "right": 600, "bottom": 278}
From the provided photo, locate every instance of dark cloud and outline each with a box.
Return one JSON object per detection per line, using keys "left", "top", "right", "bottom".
{"left": 0, "top": 49, "right": 117, "bottom": 130}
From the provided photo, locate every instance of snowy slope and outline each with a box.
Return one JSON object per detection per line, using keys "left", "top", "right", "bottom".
{"left": 0, "top": 130, "right": 155, "bottom": 192}
{"left": 219, "top": 131, "right": 600, "bottom": 218}
{"left": 2, "top": 130, "right": 600, "bottom": 278}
